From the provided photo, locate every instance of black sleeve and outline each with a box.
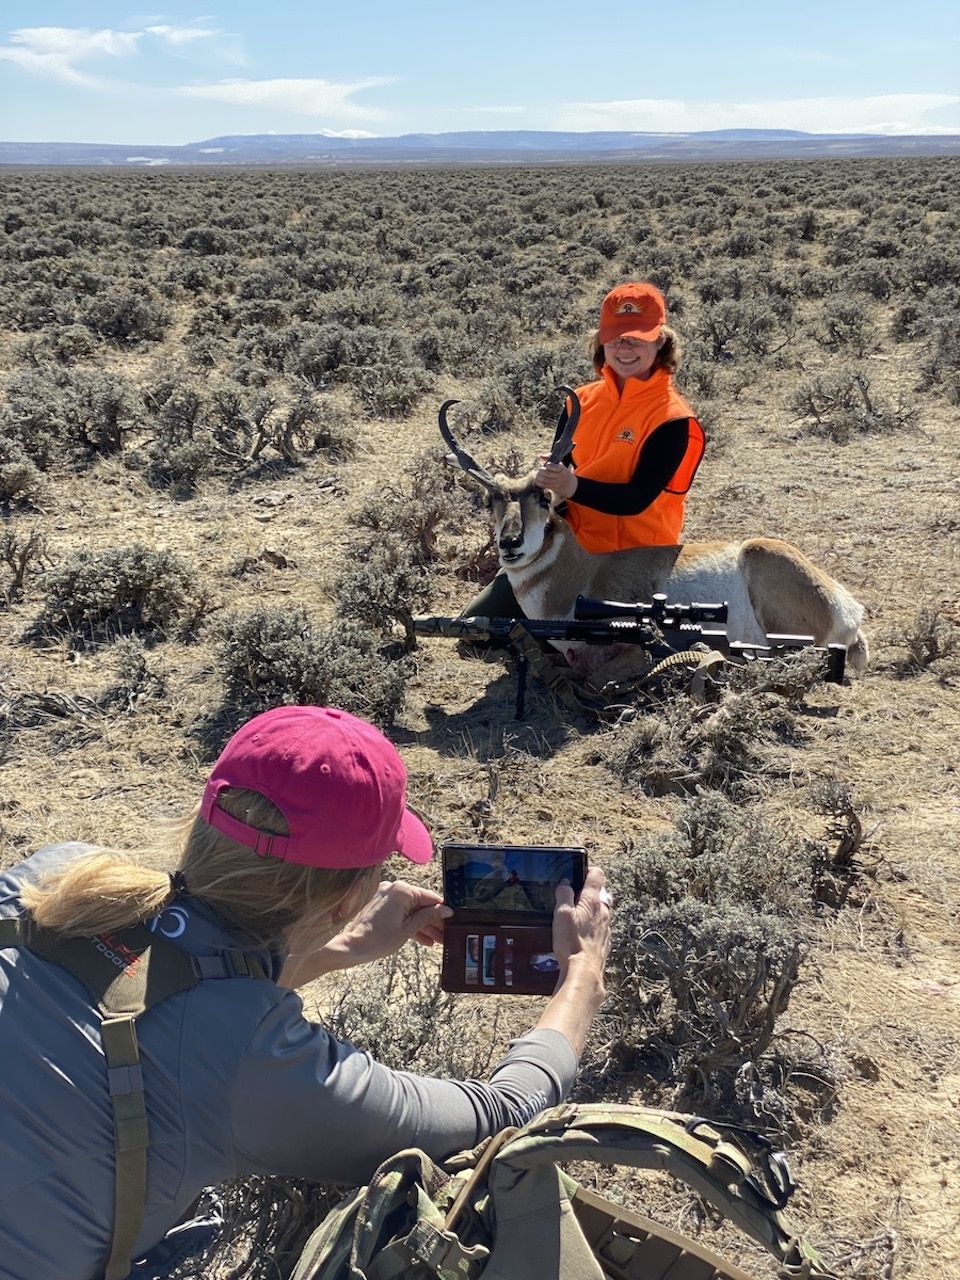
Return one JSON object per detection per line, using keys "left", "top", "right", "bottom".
{"left": 571, "top": 419, "right": 690, "bottom": 517}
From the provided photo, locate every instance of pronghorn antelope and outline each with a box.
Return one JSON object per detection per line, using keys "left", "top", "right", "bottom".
{"left": 440, "top": 392, "right": 869, "bottom": 676}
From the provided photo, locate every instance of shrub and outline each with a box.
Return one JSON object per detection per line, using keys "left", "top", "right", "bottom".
{"left": 102, "top": 636, "right": 169, "bottom": 710}
{"left": 335, "top": 545, "right": 435, "bottom": 648}
{"left": 616, "top": 900, "right": 802, "bottom": 1088}
{"left": 0, "top": 526, "right": 47, "bottom": 603}
{"left": 290, "top": 325, "right": 351, "bottom": 388}
{"left": 814, "top": 298, "right": 877, "bottom": 355}
{"left": 788, "top": 369, "right": 917, "bottom": 443}
{"left": 604, "top": 684, "right": 800, "bottom": 798}
{"left": 17, "top": 324, "right": 99, "bottom": 366}
{"left": 356, "top": 447, "right": 463, "bottom": 561}
{"left": 291, "top": 325, "right": 431, "bottom": 416}
{"left": 215, "top": 607, "right": 410, "bottom": 727}
{"left": 31, "top": 544, "right": 209, "bottom": 644}
{"left": 179, "top": 226, "right": 233, "bottom": 255}
{"left": 461, "top": 379, "right": 521, "bottom": 434}
{"left": 693, "top": 298, "right": 790, "bottom": 361}
{"left": 583, "top": 791, "right": 817, "bottom": 1105}
{"left": 0, "top": 367, "right": 143, "bottom": 467}
{"left": 886, "top": 605, "right": 960, "bottom": 676}
{"left": 918, "top": 314, "right": 960, "bottom": 405}
{"left": 344, "top": 359, "right": 432, "bottom": 419}
{"left": 0, "top": 443, "right": 47, "bottom": 507}
{"left": 274, "top": 392, "right": 356, "bottom": 463}
{"left": 146, "top": 440, "right": 217, "bottom": 497}
{"left": 497, "top": 347, "right": 569, "bottom": 422}
{"left": 81, "top": 286, "right": 170, "bottom": 344}
{"left": 617, "top": 789, "right": 815, "bottom": 917}
{"left": 319, "top": 945, "right": 483, "bottom": 1076}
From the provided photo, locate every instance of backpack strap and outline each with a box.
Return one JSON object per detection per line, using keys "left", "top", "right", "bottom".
{"left": 571, "top": 1184, "right": 755, "bottom": 1280}
{"left": 289, "top": 1147, "right": 490, "bottom": 1280}
{"left": 0, "top": 913, "right": 268, "bottom": 1280}
{"left": 492, "top": 1104, "right": 837, "bottom": 1280}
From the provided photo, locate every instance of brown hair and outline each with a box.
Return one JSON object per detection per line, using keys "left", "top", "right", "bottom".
{"left": 590, "top": 324, "right": 681, "bottom": 377}
{"left": 20, "top": 787, "right": 380, "bottom": 945}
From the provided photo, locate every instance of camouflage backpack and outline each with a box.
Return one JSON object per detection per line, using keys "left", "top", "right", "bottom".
{"left": 290, "top": 1102, "right": 838, "bottom": 1280}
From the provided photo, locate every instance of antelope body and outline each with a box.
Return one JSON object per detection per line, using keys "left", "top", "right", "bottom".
{"left": 440, "top": 395, "right": 869, "bottom": 675}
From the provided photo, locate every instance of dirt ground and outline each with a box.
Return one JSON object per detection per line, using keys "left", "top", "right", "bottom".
{"left": 1, "top": 163, "right": 959, "bottom": 1278}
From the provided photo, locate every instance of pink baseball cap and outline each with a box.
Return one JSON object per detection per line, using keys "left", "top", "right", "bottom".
{"left": 200, "top": 705, "right": 434, "bottom": 868}
{"left": 598, "top": 282, "right": 666, "bottom": 344}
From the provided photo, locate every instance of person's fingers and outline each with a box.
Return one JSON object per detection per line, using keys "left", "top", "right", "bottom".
{"left": 579, "top": 866, "right": 606, "bottom": 901}
{"left": 412, "top": 920, "right": 447, "bottom": 947}
{"left": 554, "top": 880, "right": 575, "bottom": 908}
{"left": 406, "top": 901, "right": 451, "bottom": 938}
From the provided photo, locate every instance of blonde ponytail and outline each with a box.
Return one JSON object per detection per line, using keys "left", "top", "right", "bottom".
{"left": 20, "top": 852, "right": 176, "bottom": 935}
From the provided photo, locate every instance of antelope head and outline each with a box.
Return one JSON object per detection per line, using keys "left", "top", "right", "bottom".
{"left": 439, "top": 388, "right": 580, "bottom": 571}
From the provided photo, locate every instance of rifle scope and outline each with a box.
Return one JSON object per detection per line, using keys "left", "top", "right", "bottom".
{"left": 574, "top": 593, "right": 729, "bottom": 626}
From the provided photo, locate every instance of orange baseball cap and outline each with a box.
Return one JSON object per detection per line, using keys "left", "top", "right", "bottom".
{"left": 598, "top": 282, "right": 666, "bottom": 344}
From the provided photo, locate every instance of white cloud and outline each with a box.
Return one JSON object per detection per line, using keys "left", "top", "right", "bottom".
{"left": 0, "top": 25, "right": 141, "bottom": 86}
{"left": 145, "top": 25, "right": 222, "bottom": 47}
{"left": 0, "top": 21, "right": 247, "bottom": 87}
{"left": 144, "top": 23, "right": 247, "bottom": 67}
{"left": 554, "top": 93, "right": 960, "bottom": 135}
{"left": 175, "top": 77, "right": 394, "bottom": 121}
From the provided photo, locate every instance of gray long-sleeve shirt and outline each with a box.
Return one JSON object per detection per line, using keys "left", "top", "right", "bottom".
{"left": 0, "top": 844, "right": 577, "bottom": 1280}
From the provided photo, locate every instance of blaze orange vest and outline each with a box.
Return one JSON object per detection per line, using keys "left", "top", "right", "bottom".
{"left": 564, "top": 366, "right": 704, "bottom": 552}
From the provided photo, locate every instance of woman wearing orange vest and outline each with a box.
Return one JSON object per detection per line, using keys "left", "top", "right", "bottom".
{"left": 536, "top": 281, "right": 705, "bottom": 552}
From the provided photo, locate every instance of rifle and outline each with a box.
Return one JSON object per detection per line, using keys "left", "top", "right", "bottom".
{"left": 413, "top": 594, "right": 847, "bottom": 719}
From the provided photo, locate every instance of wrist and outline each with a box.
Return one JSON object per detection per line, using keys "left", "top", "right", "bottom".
{"left": 310, "top": 935, "right": 353, "bottom": 973}
{"left": 555, "top": 952, "right": 606, "bottom": 1006}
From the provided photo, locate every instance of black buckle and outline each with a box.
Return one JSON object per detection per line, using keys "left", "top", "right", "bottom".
{"left": 684, "top": 1115, "right": 795, "bottom": 1211}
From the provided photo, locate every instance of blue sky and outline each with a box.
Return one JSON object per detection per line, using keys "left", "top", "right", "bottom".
{"left": 1, "top": 1, "right": 958, "bottom": 145}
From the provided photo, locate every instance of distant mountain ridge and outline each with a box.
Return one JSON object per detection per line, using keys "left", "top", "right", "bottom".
{"left": 3, "top": 128, "right": 959, "bottom": 167}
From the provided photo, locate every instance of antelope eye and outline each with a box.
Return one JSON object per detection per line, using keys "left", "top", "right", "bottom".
{"left": 538, "top": 491, "right": 551, "bottom": 508}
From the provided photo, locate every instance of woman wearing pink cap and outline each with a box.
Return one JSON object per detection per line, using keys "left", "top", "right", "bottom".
{"left": 536, "top": 281, "right": 705, "bottom": 554}
{"left": 0, "top": 704, "right": 611, "bottom": 1280}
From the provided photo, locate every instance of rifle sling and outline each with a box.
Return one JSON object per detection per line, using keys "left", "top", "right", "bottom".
{"left": 506, "top": 623, "right": 605, "bottom": 719}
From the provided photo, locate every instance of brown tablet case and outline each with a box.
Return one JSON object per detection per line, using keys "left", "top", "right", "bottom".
{"left": 440, "top": 842, "right": 587, "bottom": 996}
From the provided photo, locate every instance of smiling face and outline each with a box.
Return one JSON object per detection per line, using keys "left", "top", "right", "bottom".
{"left": 602, "top": 334, "right": 664, "bottom": 387}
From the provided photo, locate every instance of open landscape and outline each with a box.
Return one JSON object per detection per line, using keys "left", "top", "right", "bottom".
{"left": 0, "top": 156, "right": 958, "bottom": 1278}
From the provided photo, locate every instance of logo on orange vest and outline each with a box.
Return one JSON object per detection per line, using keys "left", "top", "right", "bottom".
{"left": 615, "top": 429, "right": 635, "bottom": 442}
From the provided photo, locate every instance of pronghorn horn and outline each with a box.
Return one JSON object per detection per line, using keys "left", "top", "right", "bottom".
{"left": 438, "top": 400, "right": 499, "bottom": 491}
{"left": 547, "top": 385, "right": 581, "bottom": 465}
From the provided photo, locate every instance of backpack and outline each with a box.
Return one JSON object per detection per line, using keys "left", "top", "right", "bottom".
{"left": 290, "top": 1102, "right": 838, "bottom": 1280}
{"left": 0, "top": 912, "right": 269, "bottom": 1280}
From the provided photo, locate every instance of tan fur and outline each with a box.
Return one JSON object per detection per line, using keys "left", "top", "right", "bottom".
{"left": 487, "top": 476, "right": 869, "bottom": 672}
